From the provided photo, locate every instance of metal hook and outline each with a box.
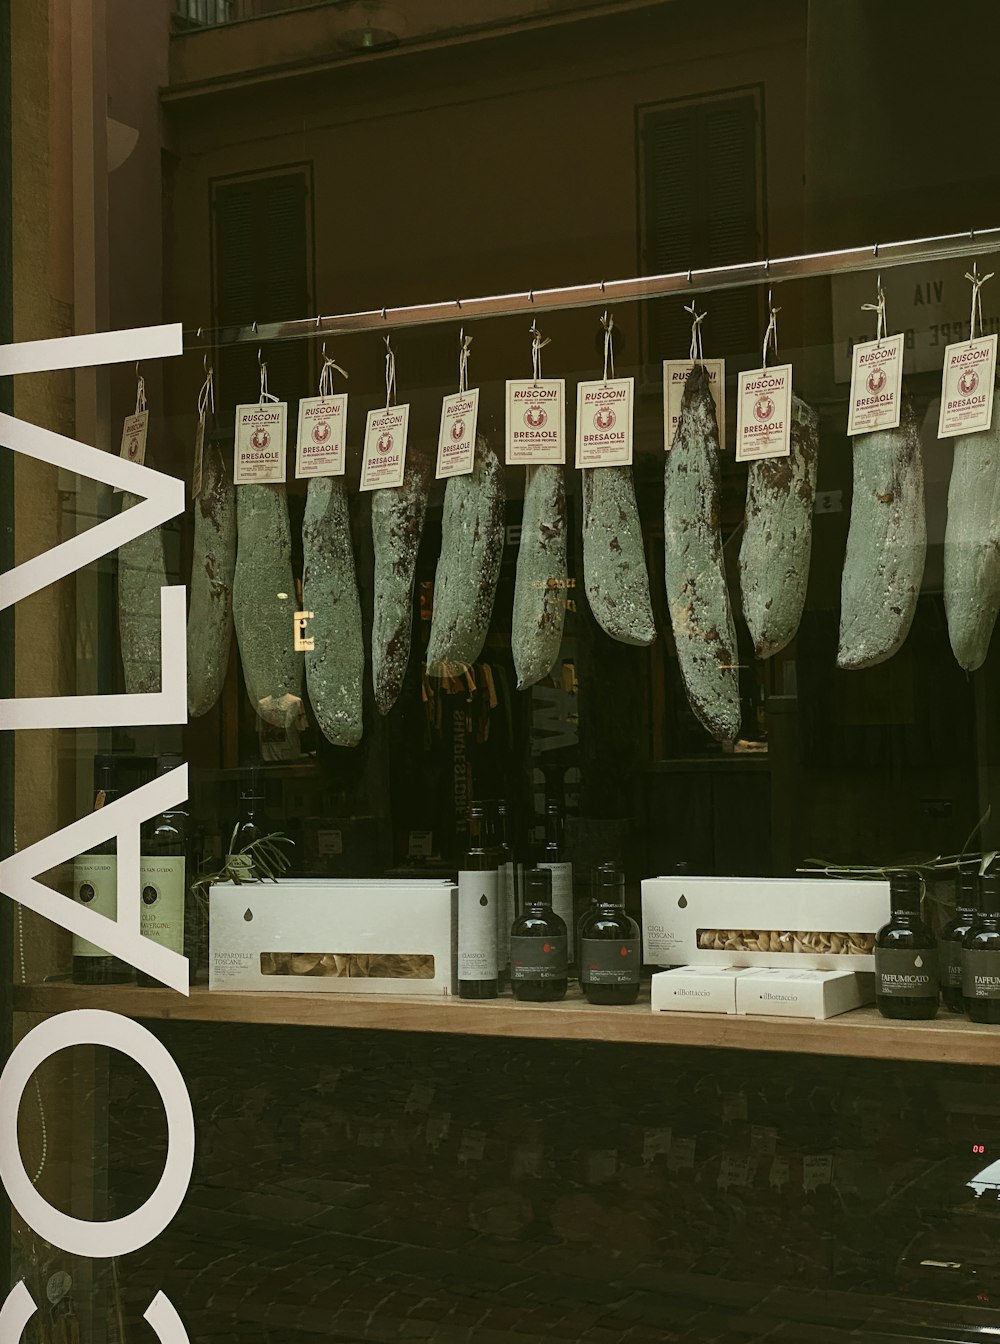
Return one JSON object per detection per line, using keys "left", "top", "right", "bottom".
{"left": 257, "top": 347, "right": 264, "bottom": 368}
{"left": 251, "top": 320, "right": 258, "bottom": 334}
{"left": 456, "top": 298, "right": 462, "bottom": 310}
{"left": 529, "top": 290, "right": 534, "bottom": 304}
{"left": 600, "top": 280, "right": 606, "bottom": 294}
{"left": 196, "top": 326, "right": 203, "bottom": 339}
{"left": 687, "top": 269, "right": 693, "bottom": 285}
{"left": 764, "top": 259, "right": 771, "bottom": 276}
{"left": 321, "top": 340, "right": 327, "bottom": 361}
{"left": 873, "top": 242, "right": 879, "bottom": 258}
{"left": 316, "top": 314, "right": 321, "bottom": 328}
{"left": 203, "top": 353, "right": 209, "bottom": 375}
{"left": 135, "top": 361, "right": 141, "bottom": 379}
{"left": 381, "top": 307, "right": 387, "bottom": 321}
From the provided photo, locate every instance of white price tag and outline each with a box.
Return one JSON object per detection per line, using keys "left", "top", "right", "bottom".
{"left": 769, "top": 1156, "right": 790, "bottom": 1190}
{"left": 802, "top": 1154, "right": 834, "bottom": 1193}
{"left": 668, "top": 1137, "right": 696, "bottom": 1171}
{"left": 191, "top": 415, "right": 206, "bottom": 501}
{"left": 408, "top": 830, "right": 434, "bottom": 858}
{"left": 436, "top": 388, "right": 479, "bottom": 479}
{"left": 937, "top": 334, "right": 997, "bottom": 439}
{"left": 750, "top": 1125, "right": 778, "bottom": 1156}
{"left": 575, "top": 377, "right": 634, "bottom": 467}
{"left": 505, "top": 378, "right": 566, "bottom": 465}
{"left": 405, "top": 1082, "right": 435, "bottom": 1114}
{"left": 663, "top": 359, "right": 725, "bottom": 450}
{"left": 642, "top": 1127, "right": 672, "bottom": 1164}
{"left": 234, "top": 402, "right": 287, "bottom": 484}
{"left": 847, "top": 335, "right": 904, "bottom": 436}
{"left": 736, "top": 364, "right": 793, "bottom": 462}
{"left": 717, "top": 1155, "right": 752, "bottom": 1190}
{"left": 295, "top": 393, "right": 348, "bottom": 478}
{"left": 120, "top": 409, "right": 148, "bottom": 467}
{"left": 317, "top": 829, "right": 342, "bottom": 857}
{"left": 459, "top": 1129, "right": 486, "bottom": 1164}
{"left": 361, "top": 404, "right": 409, "bottom": 491}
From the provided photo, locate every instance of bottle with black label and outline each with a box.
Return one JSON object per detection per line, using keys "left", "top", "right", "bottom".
{"left": 579, "top": 863, "right": 641, "bottom": 1005}
{"left": 458, "top": 803, "right": 499, "bottom": 1000}
{"left": 874, "top": 870, "right": 938, "bottom": 1020}
{"left": 539, "top": 802, "right": 574, "bottom": 963}
{"left": 228, "top": 774, "right": 267, "bottom": 878}
{"left": 495, "top": 799, "right": 517, "bottom": 991}
{"left": 940, "top": 861, "right": 979, "bottom": 1012}
{"left": 963, "top": 865, "right": 1000, "bottom": 1024}
{"left": 137, "top": 755, "right": 188, "bottom": 988}
{"left": 72, "top": 759, "right": 133, "bottom": 985}
{"left": 510, "top": 867, "right": 568, "bottom": 1003}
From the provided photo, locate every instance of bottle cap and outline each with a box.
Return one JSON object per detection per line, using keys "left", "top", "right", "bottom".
{"left": 596, "top": 863, "right": 625, "bottom": 903}
{"left": 523, "top": 867, "right": 553, "bottom": 903}
{"left": 889, "top": 869, "right": 921, "bottom": 909}
{"left": 981, "top": 864, "right": 1000, "bottom": 916}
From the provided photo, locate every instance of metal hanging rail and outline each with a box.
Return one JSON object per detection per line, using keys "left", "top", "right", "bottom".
{"left": 184, "top": 226, "right": 1000, "bottom": 349}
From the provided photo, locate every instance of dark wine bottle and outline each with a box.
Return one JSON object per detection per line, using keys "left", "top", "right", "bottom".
{"left": 579, "top": 863, "right": 640, "bottom": 1005}
{"left": 510, "top": 867, "right": 568, "bottom": 1003}
{"left": 137, "top": 755, "right": 188, "bottom": 988}
{"left": 874, "top": 871, "right": 938, "bottom": 1020}
{"left": 963, "top": 865, "right": 1000, "bottom": 1024}
{"left": 940, "top": 861, "right": 979, "bottom": 1013}
{"left": 539, "top": 802, "right": 574, "bottom": 963}
{"left": 72, "top": 759, "right": 133, "bottom": 985}
{"left": 495, "top": 799, "right": 517, "bottom": 991}
{"left": 458, "top": 803, "right": 499, "bottom": 999}
{"left": 229, "top": 774, "right": 267, "bottom": 879}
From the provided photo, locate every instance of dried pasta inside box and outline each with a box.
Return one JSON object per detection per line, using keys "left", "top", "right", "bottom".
{"left": 210, "top": 879, "right": 457, "bottom": 995}
{"left": 641, "top": 876, "right": 890, "bottom": 971}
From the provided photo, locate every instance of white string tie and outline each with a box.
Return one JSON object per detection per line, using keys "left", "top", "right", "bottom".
{"left": 135, "top": 374, "right": 147, "bottom": 415}
{"left": 459, "top": 330, "right": 472, "bottom": 394}
{"left": 319, "top": 351, "right": 348, "bottom": 398}
{"left": 600, "top": 310, "right": 615, "bottom": 382}
{"left": 761, "top": 296, "right": 781, "bottom": 369}
{"left": 384, "top": 335, "right": 396, "bottom": 407}
{"left": 966, "top": 263, "right": 994, "bottom": 342}
{"left": 530, "top": 321, "right": 550, "bottom": 383}
{"left": 259, "top": 355, "right": 278, "bottom": 404}
{"left": 861, "top": 275, "right": 887, "bottom": 343}
{"left": 197, "top": 365, "right": 214, "bottom": 420}
{"left": 684, "top": 302, "right": 706, "bottom": 362}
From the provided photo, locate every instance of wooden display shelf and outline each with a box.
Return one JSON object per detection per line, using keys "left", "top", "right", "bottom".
{"left": 12, "top": 981, "right": 1000, "bottom": 1065}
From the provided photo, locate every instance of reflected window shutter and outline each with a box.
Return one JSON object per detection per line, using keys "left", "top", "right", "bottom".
{"left": 212, "top": 169, "right": 311, "bottom": 406}
{"left": 642, "top": 93, "right": 761, "bottom": 366}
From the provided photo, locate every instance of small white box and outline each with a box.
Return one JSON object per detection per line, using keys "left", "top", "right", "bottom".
{"left": 651, "top": 966, "right": 759, "bottom": 1015}
{"left": 641, "top": 876, "right": 889, "bottom": 971}
{"left": 736, "top": 969, "right": 875, "bottom": 1020}
{"left": 210, "top": 879, "right": 458, "bottom": 995}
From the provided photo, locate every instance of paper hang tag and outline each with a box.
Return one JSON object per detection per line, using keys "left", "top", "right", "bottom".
{"left": 736, "top": 363, "right": 793, "bottom": 462}
{"left": 191, "top": 415, "right": 206, "bottom": 501}
{"left": 663, "top": 359, "right": 726, "bottom": 450}
{"left": 120, "top": 409, "right": 148, "bottom": 467}
{"left": 575, "top": 377, "right": 634, "bottom": 467}
{"left": 505, "top": 378, "right": 567, "bottom": 465}
{"left": 938, "top": 333, "right": 998, "bottom": 439}
{"left": 234, "top": 401, "right": 287, "bottom": 484}
{"left": 295, "top": 393, "right": 348, "bottom": 478}
{"left": 436, "top": 387, "right": 479, "bottom": 479}
{"left": 802, "top": 1153, "right": 834, "bottom": 1193}
{"left": 847, "top": 335, "right": 905, "bottom": 436}
{"left": 361, "top": 403, "right": 409, "bottom": 491}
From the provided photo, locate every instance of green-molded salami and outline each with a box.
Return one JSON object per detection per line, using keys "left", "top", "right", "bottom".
{"left": 944, "top": 392, "right": 1000, "bottom": 671}
{"left": 187, "top": 440, "right": 236, "bottom": 717}
{"left": 233, "top": 483, "right": 303, "bottom": 726}
{"left": 663, "top": 363, "right": 741, "bottom": 743}
{"left": 582, "top": 465, "right": 655, "bottom": 646}
{"left": 371, "top": 458, "right": 429, "bottom": 715}
{"left": 118, "top": 492, "right": 167, "bottom": 694}
{"left": 426, "top": 435, "right": 505, "bottom": 677}
{"left": 512, "top": 464, "right": 566, "bottom": 690}
{"left": 302, "top": 477, "right": 363, "bottom": 746}
{"left": 739, "top": 394, "right": 819, "bottom": 659}
{"left": 837, "top": 397, "right": 925, "bottom": 670}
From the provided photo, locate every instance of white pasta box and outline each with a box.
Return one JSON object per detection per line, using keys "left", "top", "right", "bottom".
{"left": 210, "top": 878, "right": 458, "bottom": 995}
{"left": 651, "top": 966, "right": 759, "bottom": 1014}
{"left": 736, "top": 969, "right": 875, "bottom": 1020}
{"left": 641, "top": 876, "right": 890, "bottom": 972}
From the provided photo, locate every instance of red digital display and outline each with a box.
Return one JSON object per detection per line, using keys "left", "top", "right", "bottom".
{"left": 973, "top": 1144, "right": 987, "bottom": 1154}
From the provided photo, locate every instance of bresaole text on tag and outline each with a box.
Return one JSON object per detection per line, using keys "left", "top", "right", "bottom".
{"left": 848, "top": 335, "right": 904, "bottom": 436}
{"left": 296, "top": 393, "right": 348, "bottom": 478}
{"left": 361, "top": 404, "right": 409, "bottom": 491}
{"left": 736, "top": 364, "right": 793, "bottom": 462}
{"left": 234, "top": 402, "right": 287, "bottom": 484}
{"left": 938, "top": 333, "right": 997, "bottom": 439}
{"left": 436, "top": 388, "right": 479, "bottom": 479}
{"left": 575, "top": 377, "right": 634, "bottom": 467}
{"left": 505, "top": 378, "right": 566, "bottom": 465}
